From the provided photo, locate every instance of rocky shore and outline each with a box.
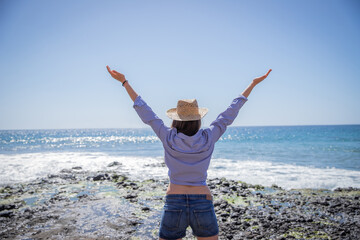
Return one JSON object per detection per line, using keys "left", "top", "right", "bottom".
{"left": 1, "top": 166, "right": 359, "bottom": 239}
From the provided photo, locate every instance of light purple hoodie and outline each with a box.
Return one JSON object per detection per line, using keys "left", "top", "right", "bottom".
{"left": 133, "top": 95, "right": 247, "bottom": 186}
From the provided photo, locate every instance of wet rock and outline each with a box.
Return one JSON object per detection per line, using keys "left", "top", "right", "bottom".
{"left": 320, "top": 201, "right": 330, "bottom": 206}
{"left": 78, "top": 194, "right": 88, "bottom": 200}
{"left": 126, "top": 229, "right": 136, "bottom": 234}
{"left": 240, "top": 191, "right": 250, "bottom": 197}
{"left": 221, "top": 188, "right": 230, "bottom": 194}
{"left": 0, "top": 204, "right": 17, "bottom": 211}
{"left": 213, "top": 200, "right": 222, "bottom": 207}
{"left": 48, "top": 174, "right": 59, "bottom": 178}
{"left": 212, "top": 179, "right": 221, "bottom": 185}
{"left": 0, "top": 210, "right": 14, "bottom": 218}
{"left": 129, "top": 220, "right": 140, "bottom": 226}
{"left": 141, "top": 207, "right": 150, "bottom": 211}
{"left": 242, "top": 221, "right": 250, "bottom": 228}
{"left": 334, "top": 187, "right": 360, "bottom": 192}
{"left": 222, "top": 182, "right": 230, "bottom": 187}
{"left": 330, "top": 200, "right": 342, "bottom": 208}
{"left": 93, "top": 173, "right": 109, "bottom": 181}
{"left": 262, "top": 222, "right": 270, "bottom": 228}
{"left": 112, "top": 174, "right": 128, "bottom": 183}
{"left": 125, "top": 193, "right": 137, "bottom": 199}
{"left": 40, "top": 178, "right": 49, "bottom": 184}
{"left": 107, "top": 161, "right": 121, "bottom": 167}
{"left": 49, "top": 195, "right": 69, "bottom": 203}
{"left": 144, "top": 162, "right": 166, "bottom": 167}
{"left": 59, "top": 174, "right": 76, "bottom": 180}
{"left": 220, "top": 203, "right": 228, "bottom": 210}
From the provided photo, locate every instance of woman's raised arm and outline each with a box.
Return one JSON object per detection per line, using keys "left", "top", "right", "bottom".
{"left": 106, "top": 65, "right": 138, "bottom": 102}
{"left": 106, "top": 65, "right": 170, "bottom": 141}
{"left": 241, "top": 69, "right": 272, "bottom": 98}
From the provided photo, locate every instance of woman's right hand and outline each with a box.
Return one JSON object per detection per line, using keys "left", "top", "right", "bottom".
{"left": 253, "top": 69, "right": 272, "bottom": 85}
{"left": 106, "top": 65, "right": 126, "bottom": 84}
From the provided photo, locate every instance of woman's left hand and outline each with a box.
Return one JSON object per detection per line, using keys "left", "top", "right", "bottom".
{"left": 107, "top": 65, "right": 126, "bottom": 84}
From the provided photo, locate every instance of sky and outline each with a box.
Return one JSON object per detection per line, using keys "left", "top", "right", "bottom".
{"left": 0, "top": 0, "right": 359, "bottom": 130}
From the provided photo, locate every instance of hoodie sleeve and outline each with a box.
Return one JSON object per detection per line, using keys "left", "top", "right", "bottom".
{"left": 133, "top": 95, "right": 170, "bottom": 142}
{"left": 207, "top": 95, "right": 248, "bottom": 143}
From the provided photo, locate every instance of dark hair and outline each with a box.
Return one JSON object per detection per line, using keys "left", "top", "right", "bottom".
{"left": 172, "top": 120, "right": 201, "bottom": 136}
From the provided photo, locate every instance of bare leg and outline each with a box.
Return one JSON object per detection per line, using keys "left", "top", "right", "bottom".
{"left": 159, "top": 238, "right": 182, "bottom": 240}
{"left": 159, "top": 235, "right": 218, "bottom": 240}
{"left": 197, "top": 235, "right": 218, "bottom": 240}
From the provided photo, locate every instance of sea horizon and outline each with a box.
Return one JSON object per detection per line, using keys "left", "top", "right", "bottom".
{"left": 1, "top": 123, "right": 359, "bottom": 131}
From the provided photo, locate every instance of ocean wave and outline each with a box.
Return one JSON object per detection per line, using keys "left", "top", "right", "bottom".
{"left": 209, "top": 158, "right": 360, "bottom": 190}
{"left": 0, "top": 152, "right": 359, "bottom": 190}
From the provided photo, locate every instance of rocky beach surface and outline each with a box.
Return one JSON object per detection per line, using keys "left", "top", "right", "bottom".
{"left": 1, "top": 164, "right": 359, "bottom": 240}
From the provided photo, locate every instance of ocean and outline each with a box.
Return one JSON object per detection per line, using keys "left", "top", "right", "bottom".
{"left": 0, "top": 125, "right": 359, "bottom": 190}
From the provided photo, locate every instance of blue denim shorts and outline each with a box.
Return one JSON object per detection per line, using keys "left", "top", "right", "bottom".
{"left": 159, "top": 194, "right": 219, "bottom": 239}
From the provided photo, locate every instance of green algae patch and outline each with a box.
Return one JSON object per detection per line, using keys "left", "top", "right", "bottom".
{"left": 223, "top": 194, "right": 249, "bottom": 206}
{"left": 313, "top": 220, "right": 336, "bottom": 226}
{"left": 283, "top": 227, "right": 331, "bottom": 240}
{"left": 310, "top": 230, "right": 331, "bottom": 239}
{"left": 332, "top": 190, "right": 360, "bottom": 197}
{"left": 140, "top": 179, "right": 156, "bottom": 184}
{"left": 151, "top": 229, "right": 159, "bottom": 238}
{"left": 271, "top": 184, "right": 283, "bottom": 189}
{"left": 98, "top": 191, "right": 120, "bottom": 198}
{"left": 302, "top": 231, "right": 331, "bottom": 240}
{"left": 138, "top": 188, "right": 165, "bottom": 199}
{"left": 136, "top": 180, "right": 166, "bottom": 199}
{"left": 129, "top": 237, "right": 141, "bottom": 240}
{"left": 130, "top": 206, "right": 149, "bottom": 219}
{"left": 283, "top": 227, "right": 306, "bottom": 239}
{"left": 0, "top": 187, "right": 12, "bottom": 194}
{"left": 222, "top": 193, "right": 262, "bottom": 207}
{"left": 111, "top": 174, "right": 128, "bottom": 183}
{"left": 0, "top": 199, "right": 15, "bottom": 205}
{"left": 0, "top": 193, "right": 17, "bottom": 201}
{"left": 253, "top": 184, "right": 264, "bottom": 190}
{"left": 294, "top": 188, "right": 331, "bottom": 196}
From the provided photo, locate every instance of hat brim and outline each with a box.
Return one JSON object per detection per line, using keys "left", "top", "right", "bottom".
{"left": 166, "top": 108, "right": 208, "bottom": 121}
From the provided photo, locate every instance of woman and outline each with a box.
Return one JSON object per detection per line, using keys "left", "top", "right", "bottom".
{"left": 107, "top": 66, "right": 271, "bottom": 240}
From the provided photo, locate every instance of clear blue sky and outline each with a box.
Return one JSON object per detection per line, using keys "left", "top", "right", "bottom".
{"left": 0, "top": 0, "right": 359, "bottom": 129}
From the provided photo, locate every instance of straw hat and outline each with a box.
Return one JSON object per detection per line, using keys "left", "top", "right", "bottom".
{"left": 166, "top": 99, "right": 208, "bottom": 121}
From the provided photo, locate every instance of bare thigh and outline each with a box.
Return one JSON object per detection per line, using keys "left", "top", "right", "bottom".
{"left": 159, "top": 236, "right": 218, "bottom": 240}
{"left": 197, "top": 235, "right": 218, "bottom": 240}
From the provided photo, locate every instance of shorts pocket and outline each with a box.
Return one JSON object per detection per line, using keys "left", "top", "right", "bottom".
{"left": 193, "top": 207, "right": 217, "bottom": 229}
{"left": 161, "top": 209, "right": 183, "bottom": 230}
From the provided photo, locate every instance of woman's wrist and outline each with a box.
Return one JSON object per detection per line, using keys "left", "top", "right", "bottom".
{"left": 251, "top": 80, "right": 258, "bottom": 86}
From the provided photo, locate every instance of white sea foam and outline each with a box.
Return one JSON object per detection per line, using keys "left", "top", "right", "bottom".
{"left": 209, "top": 158, "right": 360, "bottom": 190}
{"left": 0, "top": 152, "right": 167, "bottom": 186}
{"left": 0, "top": 152, "right": 359, "bottom": 190}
